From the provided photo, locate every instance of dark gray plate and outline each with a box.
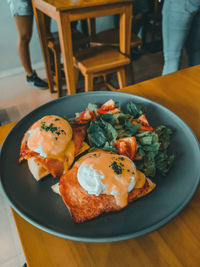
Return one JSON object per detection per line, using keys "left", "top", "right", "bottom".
{"left": 0, "top": 91, "right": 200, "bottom": 242}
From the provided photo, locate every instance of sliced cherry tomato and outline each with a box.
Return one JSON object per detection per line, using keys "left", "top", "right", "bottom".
{"left": 137, "top": 114, "right": 154, "bottom": 132}
{"left": 98, "top": 108, "right": 120, "bottom": 114}
{"left": 137, "top": 114, "right": 150, "bottom": 126}
{"left": 76, "top": 108, "right": 96, "bottom": 124}
{"left": 139, "top": 125, "right": 154, "bottom": 132}
{"left": 116, "top": 136, "right": 137, "bottom": 161}
{"left": 98, "top": 99, "right": 120, "bottom": 114}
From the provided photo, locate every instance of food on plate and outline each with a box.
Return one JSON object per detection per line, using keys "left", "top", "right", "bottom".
{"left": 57, "top": 149, "right": 155, "bottom": 222}
{"left": 19, "top": 98, "right": 174, "bottom": 223}
{"left": 19, "top": 115, "right": 88, "bottom": 180}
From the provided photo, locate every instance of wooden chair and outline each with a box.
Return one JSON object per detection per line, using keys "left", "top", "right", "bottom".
{"left": 47, "top": 29, "right": 90, "bottom": 97}
{"left": 87, "top": 18, "right": 142, "bottom": 84}
{"left": 73, "top": 46, "right": 130, "bottom": 92}
{"left": 47, "top": 20, "right": 130, "bottom": 95}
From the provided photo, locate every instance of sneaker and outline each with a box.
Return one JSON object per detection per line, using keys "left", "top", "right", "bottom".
{"left": 26, "top": 71, "right": 48, "bottom": 89}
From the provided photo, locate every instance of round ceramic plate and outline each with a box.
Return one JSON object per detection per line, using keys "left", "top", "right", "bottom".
{"left": 0, "top": 91, "right": 200, "bottom": 242}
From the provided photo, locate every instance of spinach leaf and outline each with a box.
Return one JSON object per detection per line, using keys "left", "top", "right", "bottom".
{"left": 155, "top": 125, "right": 173, "bottom": 150}
{"left": 87, "top": 119, "right": 118, "bottom": 151}
{"left": 103, "top": 141, "right": 118, "bottom": 152}
{"left": 100, "top": 119, "right": 118, "bottom": 143}
{"left": 123, "top": 101, "right": 143, "bottom": 118}
{"left": 135, "top": 131, "right": 160, "bottom": 177}
{"left": 99, "top": 113, "right": 115, "bottom": 125}
{"left": 143, "top": 153, "right": 157, "bottom": 177}
{"left": 155, "top": 151, "right": 175, "bottom": 176}
{"left": 136, "top": 131, "right": 159, "bottom": 146}
{"left": 113, "top": 112, "right": 134, "bottom": 125}
{"left": 114, "top": 125, "right": 130, "bottom": 138}
{"left": 124, "top": 120, "right": 141, "bottom": 136}
{"left": 87, "top": 121, "right": 107, "bottom": 147}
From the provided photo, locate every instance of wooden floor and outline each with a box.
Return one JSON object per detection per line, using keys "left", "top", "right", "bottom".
{"left": 0, "top": 49, "right": 185, "bottom": 267}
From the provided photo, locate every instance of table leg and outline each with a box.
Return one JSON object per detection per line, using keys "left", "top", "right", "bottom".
{"left": 119, "top": 3, "right": 132, "bottom": 56}
{"left": 32, "top": 7, "right": 54, "bottom": 93}
{"left": 57, "top": 12, "right": 76, "bottom": 95}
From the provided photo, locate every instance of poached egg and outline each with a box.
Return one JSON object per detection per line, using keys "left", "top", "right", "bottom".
{"left": 76, "top": 149, "right": 143, "bottom": 208}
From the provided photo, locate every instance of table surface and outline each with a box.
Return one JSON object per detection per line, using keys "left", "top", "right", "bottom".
{"left": 0, "top": 66, "right": 200, "bottom": 267}
{"left": 34, "top": 0, "right": 133, "bottom": 11}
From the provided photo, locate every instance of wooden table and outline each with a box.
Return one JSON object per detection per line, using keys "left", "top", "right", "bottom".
{"left": 1, "top": 66, "right": 200, "bottom": 266}
{"left": 32, "top": 0, "right": 133, "bottom": 95}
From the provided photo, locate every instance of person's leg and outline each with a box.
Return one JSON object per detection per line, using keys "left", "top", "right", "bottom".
{"left": 7, "top": 0, "right": 48, "bottom": 89}
{"left": 14, "top": 15, "right": 34, "bottom": 76}
{"left": 185, "top": 11, "right": 200, "bottom": 67}
{"left": 162, "top": 1, "right": 193, "bottom": 75}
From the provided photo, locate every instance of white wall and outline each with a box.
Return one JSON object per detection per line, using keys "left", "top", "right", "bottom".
{"left": 0, "top": 0, "right": 114, "bottom": 78}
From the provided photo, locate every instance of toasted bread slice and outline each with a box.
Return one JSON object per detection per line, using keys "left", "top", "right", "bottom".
{"left": 59, "top": 166, "right": 156, "bottom": 223}
{"left": 27, "top": 157, "right": 50, "bottom": 181}
{"left": 20, "top": 124, "right": 89, "bottom": 180}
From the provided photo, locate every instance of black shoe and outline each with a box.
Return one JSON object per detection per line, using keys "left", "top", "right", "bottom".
{"left": 26, "top": 71, "right": 48, "bottom": 89}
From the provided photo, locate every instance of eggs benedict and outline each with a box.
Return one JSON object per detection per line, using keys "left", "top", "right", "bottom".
{"left": 58, "top": 149, "right": 156, "bottom": 222}
{"left": 19, "top": 115, "right": 88, "bottom": 180}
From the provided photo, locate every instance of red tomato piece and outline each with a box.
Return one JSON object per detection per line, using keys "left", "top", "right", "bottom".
{"left": 139, "top": 125, "right": 154, "bottom": 132}
{"left": 76, "top": 108, "right": 96, "bottom": 124}
{"left": 98, "top": 99, "right": 119, "bottom": 114}
{"left": 98, "top": 108, "right": 120, "bottom": 114}
{"left": 137, "top": 114, "right": 154, "bottom": 132}
{"left": 116, "top": 136, "right": 137, "bottom": 161}
{"left": 137, "top": 114, "right": 150, "bottom": 126}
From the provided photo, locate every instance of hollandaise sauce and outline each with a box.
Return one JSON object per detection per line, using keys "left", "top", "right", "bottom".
{"left": 77, "top": 150, "right": 137, "bottom": 208}
{"left": 27, "top": 115, "right": 73, "bottom": 157}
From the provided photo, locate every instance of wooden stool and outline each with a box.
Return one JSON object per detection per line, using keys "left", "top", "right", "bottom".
{"left": 47, "top": 29, "right": 90, "bottom": 97}
{"left": 87, "top": 19, "right": 142, "bottom": 84}
{"left": 73, "top": 46, "right": 130, "bottom": 92}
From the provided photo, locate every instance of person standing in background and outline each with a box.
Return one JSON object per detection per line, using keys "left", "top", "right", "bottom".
{"left": 7, "top": 0, "right": 48, "bottom": 89}
{"left": 162, "top": 0, "right": 200, "bottom": 75}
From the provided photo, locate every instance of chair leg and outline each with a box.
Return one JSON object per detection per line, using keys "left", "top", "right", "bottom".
{"left": 117, "top": 68, "right": 127, "bottom": 89}
{"left": 48, "top": 48, "right": 55, "bottom": 93}
{"left": 53, "top": 47, "right": 62, "bottom": 97}
{"left": 103, "top": 74, "right": 107, "bottom": 82}
{"left": 85, "top": 74, "right": 94, "bottom": 92}
{"left": 74, "top": 67, "right": 79, "bottom": 88}
{"left": 125, "top": 63, "right": 135, "bottom": 85}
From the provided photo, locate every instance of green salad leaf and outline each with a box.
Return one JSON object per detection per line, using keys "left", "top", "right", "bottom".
{"left": 100, "top": 118, "right": 118, "bottom": 143}
{"left": 155, "top": 125, "right": 173, "bottom": 150}
{"left": 135, "top": 126, "right": 175, "bottom": 177}
{"left": 124, "top": 120, "right": 141, "bottom": 136}
{"left": 123, "top": 101, "right": 143, "bottom": 118}
{"left": 87, "top": 121, "right": 107, "bottom": 148}
{"left": 155, "top": 151, "right": 175, "bottom": 176}
{"left": 99, "top": 113, "right": 115, "bottom": 125}
{"left": 87, "top": 118, "right": 118, "bottom": 151}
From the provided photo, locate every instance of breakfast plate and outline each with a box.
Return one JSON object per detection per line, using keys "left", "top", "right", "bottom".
{"left": 0, "top": 91, "right": 200, "bottom": 242}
